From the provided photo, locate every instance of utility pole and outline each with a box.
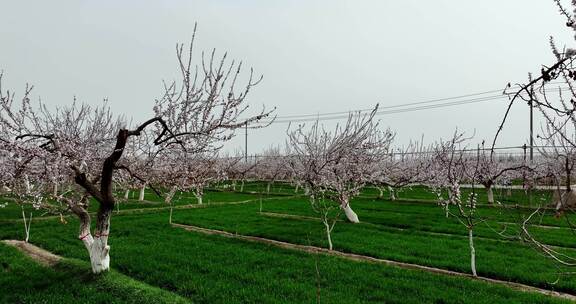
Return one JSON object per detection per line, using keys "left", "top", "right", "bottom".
{"left": 245, "top": 121, "right": 248, "bottom": 163}
{"left": 529, "top": 99, "right": 534, "bottom": 163}
{"left": 529, "top": 85, "right": 534, "bottom": 163}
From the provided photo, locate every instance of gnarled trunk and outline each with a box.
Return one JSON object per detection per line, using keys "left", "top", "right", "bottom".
{"left": 339, "top": 195, "right": 359, "bottom": 223}
{"left": 73, "top": 198, "right": 112, "bottom": 274}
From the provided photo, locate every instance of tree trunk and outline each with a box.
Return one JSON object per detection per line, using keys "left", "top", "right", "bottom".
{"left": 266, "top": 182, "right": 271, "bottom": 194}
{"left": 340, "top": 195, "right": 359, "bottom": 223}
{"left": 165, "top": 186, "right": 177, "bottom": 224}
{"left": 73, "top": 201, "right": 112, "bottom": 274}
{"left": 195, "top": 187, "right": 203, "bottom": 204}
{"left": 377, "top": 187, "right": 384, "bottom": 199}
{"left": 388, "top": 186, "right": 396, "bottom": 201}
{"left": 323, "top": 220, "right": 333, "bottom": 251}
{"left": 21, "top": 206, "right": 31, "bottom": 243}
{"left": 295, "top": 183, "right": 300, "bottom": 193}
{"left": 486, "top": 185, "right": 494, "bottom": 205}
{"left": 506, "top": 187, "right": 512, "bottom": 196}
{"left": 468, "top": 227, "right": 477, "bottom": 277}
{"left": 240, "top": 180, "right": 245, "bottom": 192}
{"left": 124, "top": 189, "right": 130, "bottom": 200}
{"left": 138, "top": 183, "right": 146, "bottom": 201}
{"left": 53, "top": 182, "right": 58, "bottom": 197}
{"left": 232, "top": 181, "right": 237, "bottom": 191}
{"left": 259, "top": 197, "right": 263, "bottom": 213}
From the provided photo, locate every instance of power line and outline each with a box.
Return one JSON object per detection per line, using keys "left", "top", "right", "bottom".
{"left": 260, "top": 88, "right": 572, "bottom": 124}
{"left": 266, "top": 81, "right": 569, "bottom": 121}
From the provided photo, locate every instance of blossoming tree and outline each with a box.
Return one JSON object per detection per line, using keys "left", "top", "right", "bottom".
{"left": 0, "top": 26, "right": 272, "bottom": 273}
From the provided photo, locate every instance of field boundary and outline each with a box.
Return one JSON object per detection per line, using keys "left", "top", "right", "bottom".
{"left": 172, "top": 222, "right": 576, "bottom": 301}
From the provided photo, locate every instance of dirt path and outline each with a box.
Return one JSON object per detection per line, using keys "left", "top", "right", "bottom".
{"left": 172, "top": 222, "right": 576, "bottom": 302}
{"left": 2, "top": 240, "right": 61, "bottom": 266}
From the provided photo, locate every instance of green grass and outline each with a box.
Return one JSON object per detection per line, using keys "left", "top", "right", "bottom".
{"left": 0, "top": 213, "right": 569, "bottom": 303}
{"left": 164, "top": 196, "right": 576, "bottom": 293}
{"left": 0, "top": 183, "right": 574, "bottom": 302}
{"left": 0, "top": 242, "right": 191, "bottom": 303}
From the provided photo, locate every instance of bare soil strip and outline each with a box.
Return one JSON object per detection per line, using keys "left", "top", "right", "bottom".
{"left": 172, "top": 222, "right": 576, "bottom": 301}
{"left": 2, "top": 240, "right": 61, "bottom": 266}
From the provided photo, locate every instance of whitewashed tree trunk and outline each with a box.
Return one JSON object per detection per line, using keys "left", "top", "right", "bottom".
{"left": 166, "top": 186, "right": 177, "bottom": 224}
{"left": 468, "top": 227, "right": 477, "bottom": 277}
{"left": 378, "top": 187, "right": 384, "bottom": 199}
{"left": 195, "top": 187, "right": 203, "bottom": 204}
{"left": 322, "top": 219, "right": 333, "bottom": 250}
{"left": 232, "top": 181, "right": 237, "bottom": 191}
{"left": 76, "top": 207, "right": 111, "bottom": 274}
{"left": 24, "top": 174, "right": 31, "bottom": 193}
{"left": 86, "top": 236, "right": 111, "bottom": 274}
{"left": 21, "top": 206, "right": 31, "bottom": 243}
{"left": 486, "top": 186, "right": 494, "bottom": 205}
{"left": 124, "top": 189, "right": 130, "bottom": 200}
{"left": 340, "top": 196, "right": 359, "bottom": 223}
{"left": 138, "top": 183, "right": 146, "bottom": 201}
{"left": 53, "top": 182, "right": 58, "bottom": 197}
{"left": 266, "top": 182, "right": 272, "bottom": 194}
{"left": 240, "top": 180, "right": 245, "bottom": 192}
{"left": 295, "top": 183, "right": 300, "bottom": 193}
{"left": 388, "top": 186, "right": 396, "bottom": 201}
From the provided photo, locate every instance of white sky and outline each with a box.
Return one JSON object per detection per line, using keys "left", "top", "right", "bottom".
{"left": 0, "top": 0, "right": 573, "bottom": 155}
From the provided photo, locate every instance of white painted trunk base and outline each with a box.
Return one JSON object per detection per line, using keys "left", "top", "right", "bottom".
{"left": 389, "top": 186, "right": 396, "bottom": 201}
{"left": 487, "top": 187, "right": 494, "bottom": 205}
{"left": 138, "top": 184, "right": 146, "bottom": 201}
{"left": 469, "top": 228, "right": 477, "bottom": 277}
{"left": 323, "top": 220, "right": 333, "bottom": 250}
{"left": 88, "top": 238, "right": 110, "bottom": 274}
{"left": 341, "top": 202, "right": 360, "bottom": 223}
{"left": 21, "top": 207, "right": 31, "bottom": 243}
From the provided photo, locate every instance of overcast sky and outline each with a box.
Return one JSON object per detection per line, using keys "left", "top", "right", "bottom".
{"left": 0, "top": 0, "right": 572, "bottom": 155}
